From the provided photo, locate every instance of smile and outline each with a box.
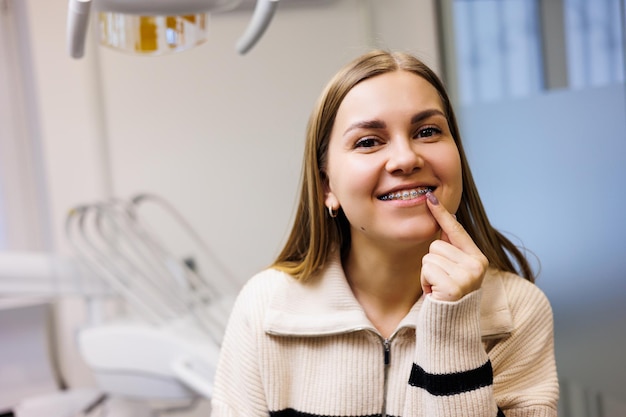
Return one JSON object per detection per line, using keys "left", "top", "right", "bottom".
{"left": 378, "top": 186, "right": 435, "bottom": 201}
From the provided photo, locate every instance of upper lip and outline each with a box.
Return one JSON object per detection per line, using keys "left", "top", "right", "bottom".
{"left": 377, "top": 183, "right": 437, "bottom": 198}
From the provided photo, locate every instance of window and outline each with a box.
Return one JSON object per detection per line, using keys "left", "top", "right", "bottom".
{"left": 564, "top": 0, "right": 625, "bottom": 89}
{"left": 449, "top": 0, "right": 626, "bottom": 104}
{"left": 451, "top": 0, "right": 544, "bottom": 104}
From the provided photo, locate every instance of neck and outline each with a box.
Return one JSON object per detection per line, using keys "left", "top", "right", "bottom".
{"left": 343, "top": 244, "right": 426, "bottom": 338}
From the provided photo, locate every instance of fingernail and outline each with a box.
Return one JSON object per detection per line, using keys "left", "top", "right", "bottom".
{"left": 426, "top": 191, "right": 439, "bottom": 205}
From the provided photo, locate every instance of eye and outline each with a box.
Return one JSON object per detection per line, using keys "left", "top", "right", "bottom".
{"left": 415, "top": 126, "right": 442, "bottom": 139}
{"left": 354, "top": 137, "right": 381, "bottom": 148}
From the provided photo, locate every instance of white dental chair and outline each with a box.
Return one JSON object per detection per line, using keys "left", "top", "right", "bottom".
{"left": 65, "top": 194, "right": 236, "bottom": 415}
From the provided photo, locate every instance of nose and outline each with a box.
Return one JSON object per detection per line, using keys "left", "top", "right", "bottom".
{"left": 384, "top": 138, "right": 423, "bottom": 175}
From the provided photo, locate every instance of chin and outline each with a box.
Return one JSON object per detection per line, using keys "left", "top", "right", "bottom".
{"left": 386, "top": 222, "right": 440, "bottom": 245}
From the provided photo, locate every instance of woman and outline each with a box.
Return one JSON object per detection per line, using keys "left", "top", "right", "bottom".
{"left": 210, "top": 50, "right": 559, "bottom": 417}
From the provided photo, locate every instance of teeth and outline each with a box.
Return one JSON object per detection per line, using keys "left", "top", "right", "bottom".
{"left": 380, "top": 187, "right": 432, "bottom": 201}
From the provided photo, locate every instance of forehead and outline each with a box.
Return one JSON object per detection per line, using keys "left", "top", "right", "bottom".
{"left": 337, "top": 70, "right": 443, "bottom": 118}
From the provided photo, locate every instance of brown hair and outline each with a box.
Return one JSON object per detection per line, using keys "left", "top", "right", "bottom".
{"left": 271, "top": 50, "right": 534, "bottom": 282}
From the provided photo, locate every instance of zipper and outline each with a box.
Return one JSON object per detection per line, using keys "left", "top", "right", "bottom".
{"left": 381, "top": 338, "right": 391, "bottom": 417}
{"left": 266, "top": 327, "right": 399, "bottom": 416}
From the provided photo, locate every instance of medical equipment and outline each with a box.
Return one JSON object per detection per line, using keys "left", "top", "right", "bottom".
{"left": 65, "top": 194, "right": 236, "bottom": 414}
{"left": 67, "top": 0, "right": 279, "bottom": 58}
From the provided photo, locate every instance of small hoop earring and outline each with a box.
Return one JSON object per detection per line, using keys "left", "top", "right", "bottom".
{"left": 328, "top": 206, "right": 338, "bottom": 218}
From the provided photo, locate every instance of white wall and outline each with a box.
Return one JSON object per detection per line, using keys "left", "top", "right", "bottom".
{"left": 98, "top": 0, "right": 440, "bottom": 285}
{"left": 22, "top": 0, "right": 440, "bottom": 389}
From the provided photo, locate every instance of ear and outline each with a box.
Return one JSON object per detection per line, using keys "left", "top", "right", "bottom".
{"left": 324, "top": 191, "right": 339, "bottom": 211}
{"left": 322, "top": 172, "right": 339, "bottom": 210}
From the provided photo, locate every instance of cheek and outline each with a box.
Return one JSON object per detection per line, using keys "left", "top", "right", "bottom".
{"left": 328, "top": 159, "right": 380, "bottom": 199}
{"left": 434, "top": 150, "right": 463, "bottom": 210}
{"left": 449, "top": 154, "right": 463, "bottom": 188}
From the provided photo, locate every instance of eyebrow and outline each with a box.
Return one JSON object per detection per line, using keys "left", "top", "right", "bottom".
{"left": 343, "top": 119, "right": 386, "bottom": 136}
{"left": 343, "top": 108, "right": 447, "bottom": 136}
{"left": 411, "top": 109, "right": 446, "bottom": 124}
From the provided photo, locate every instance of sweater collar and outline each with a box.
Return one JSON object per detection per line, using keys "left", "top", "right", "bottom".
{"left": 264, "top": 253, "right": 513, "bottom": 339}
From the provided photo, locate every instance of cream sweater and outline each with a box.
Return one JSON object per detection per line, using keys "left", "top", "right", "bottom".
{"left": 211, "top": 255, "right": 559, "bottom": 417}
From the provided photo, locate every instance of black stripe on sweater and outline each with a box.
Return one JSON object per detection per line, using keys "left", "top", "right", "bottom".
{"left": 408, "top": 360, "right": 493, "bottom": 396}
{"left": 270, "top": 409, "right": 389, "bottom": 417}
{"left": 270, "top": 407, "right": 502, "bottom": 417}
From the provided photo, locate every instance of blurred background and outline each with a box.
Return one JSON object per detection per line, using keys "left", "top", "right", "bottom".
{"left": 0, "top": 0, "right": 624, "bottom": 416}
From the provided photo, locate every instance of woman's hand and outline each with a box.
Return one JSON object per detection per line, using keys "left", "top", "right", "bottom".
{"left": 420, "top": 192, "right": 489, "bottom": 302}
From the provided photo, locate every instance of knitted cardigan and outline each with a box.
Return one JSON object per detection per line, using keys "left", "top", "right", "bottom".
{"left": 210, "top": 254, "right": 559, "bottom": 417}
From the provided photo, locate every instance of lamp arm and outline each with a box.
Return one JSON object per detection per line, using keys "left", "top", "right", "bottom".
{"left": 67, "top": 0, "right": 92, "bottom": 58}
{"left": 235, "top": 0, "right": 279, "bottom": 55}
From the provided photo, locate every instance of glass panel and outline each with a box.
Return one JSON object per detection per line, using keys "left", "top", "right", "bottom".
{"left": 447, "top": 0, "right": 626, "bottom": 411}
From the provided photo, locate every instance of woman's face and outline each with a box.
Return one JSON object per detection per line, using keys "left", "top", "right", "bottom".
{"left": 324, "top": 70, "right": 462, "bottom": 250}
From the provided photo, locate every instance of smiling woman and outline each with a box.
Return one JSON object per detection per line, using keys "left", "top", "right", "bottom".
{"left": 210, "top": 50, "right": 559, "bottom": 417}
{"left": 323, "top": 71, "right": 463, "bottom": 255}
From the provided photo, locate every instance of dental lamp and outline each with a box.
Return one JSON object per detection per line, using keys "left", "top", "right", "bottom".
{"left": 67, "top": 0, "right": 280, "bottom": 58}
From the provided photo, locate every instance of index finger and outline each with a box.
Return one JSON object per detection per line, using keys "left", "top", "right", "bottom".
{"left": 426, "top": 191, "right": 480, "bottom": 254}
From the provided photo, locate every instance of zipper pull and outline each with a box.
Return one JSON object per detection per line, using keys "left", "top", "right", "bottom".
{"left": 383, "top": 338, "right": 391, "bottom": 365}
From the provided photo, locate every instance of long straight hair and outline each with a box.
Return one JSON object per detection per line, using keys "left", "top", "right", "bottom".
{"left": 271, "top": 50, "right": 534, "bottom": 283}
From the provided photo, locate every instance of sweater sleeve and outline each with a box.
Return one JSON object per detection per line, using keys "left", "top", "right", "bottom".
{"left": 405, "top": 281, "right": 559, "bottom": 417}
{"left": 406, "top": 290, "right": 498, "bottom": 417}
{"left": 488, "top": 278, "right": 559, "bottom": 417}
{"left": 210, "top": 281, "right": 270, "bottom": 417}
